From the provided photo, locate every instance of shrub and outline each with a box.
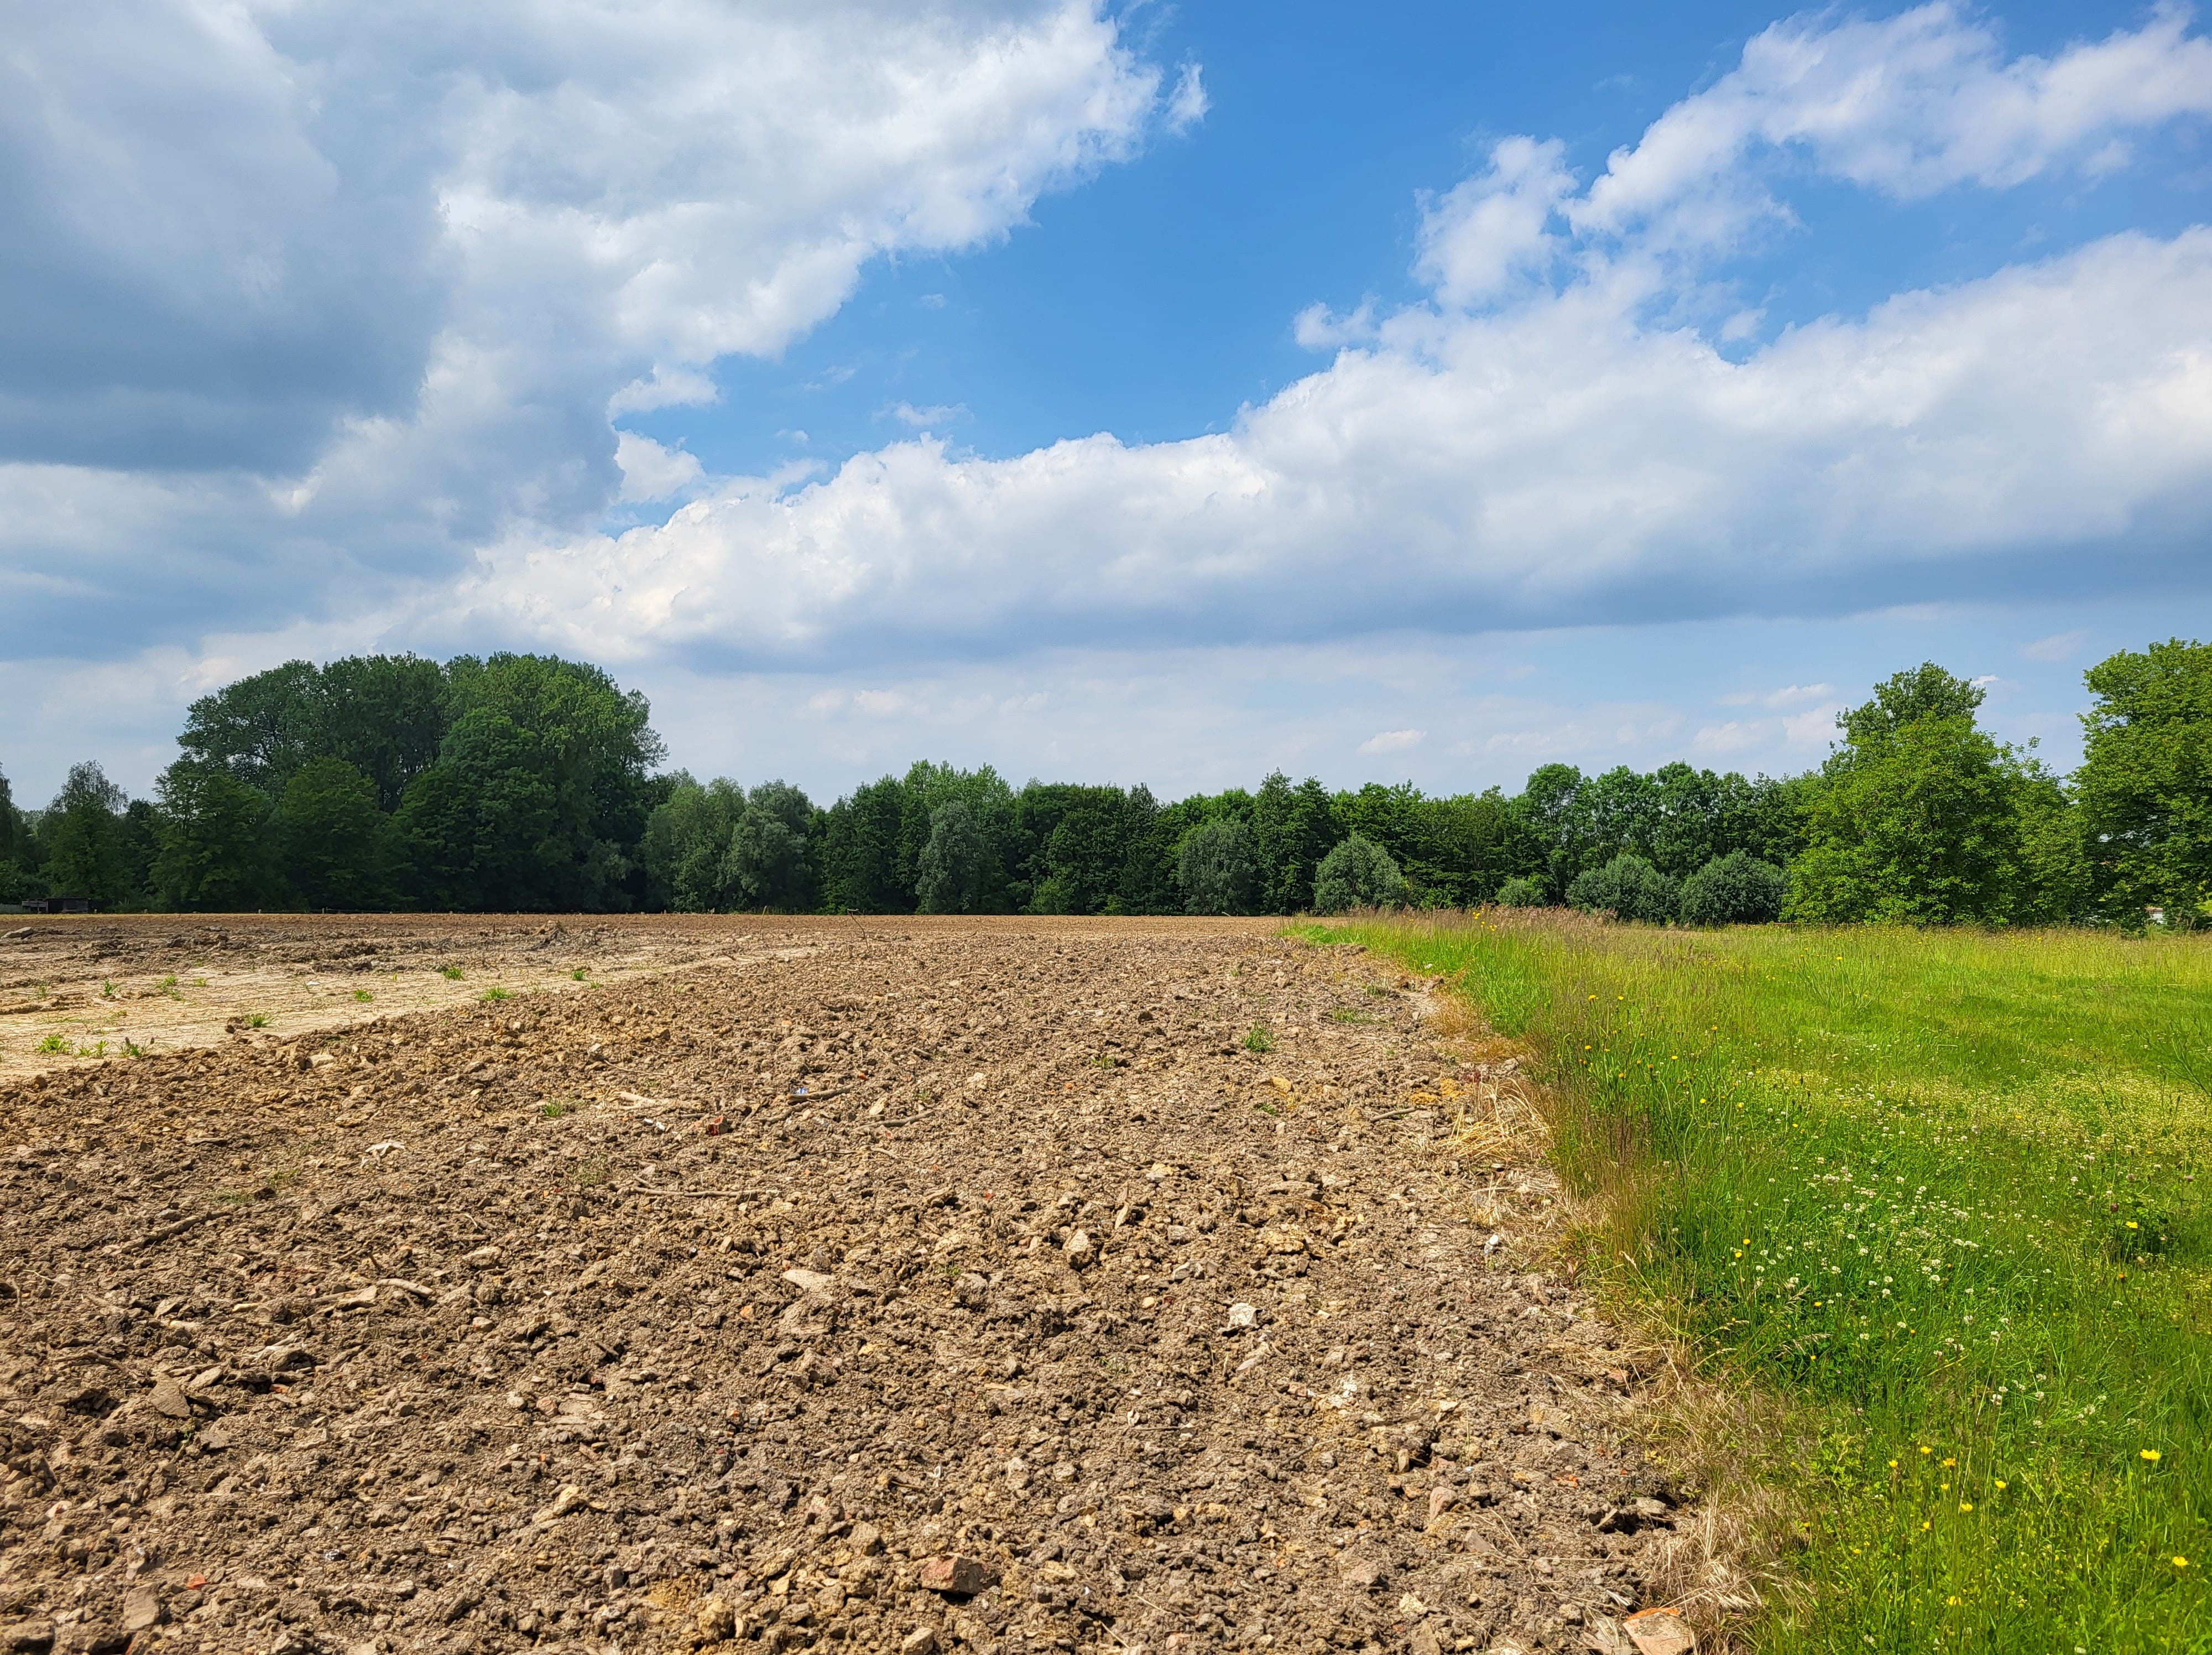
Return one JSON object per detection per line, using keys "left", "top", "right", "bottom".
{"left": 1494, "top": 875, "right": 1547, "bottom": 908}
{"left": 1566, "top": 852, "right": 1678, "bottom": 924}
{"left": 1177, "top": 818, "right": 1259, "bottom": 915}
{"left": 1312, "top": 834, "right": 1407, "bottom": 914}
{"left": 1678, "top": 851, "right": 1788, "bottom": 925}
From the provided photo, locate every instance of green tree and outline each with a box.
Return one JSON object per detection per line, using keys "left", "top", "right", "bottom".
{"left": 2075, "top": 639, "right": 2212, "bottom": 927}
{"left": 1788, "top": 665, "right": 2046, "bottom": 924}
{"left": 1568, "top": 852, "right": 1680, "bottom": 923}
{"left": 153, "top": 761, "right": 275, "bottom": 910}
{"left": 726, "top": 782, "right": 815, "bottom": 910}
{"left": 1251, "top": 772, "right": 1337, "bottom": 912}
{"left": 43, "top": 762, "right": 137, "bottom": 907}
{"left": 1177, "top": 817, "right": 1258, "bottom": 915}
{"left": 1312, "top": 834, "right": 1406, "bottom": 913}
{"left": 1678, "top": 852, "right": 1787, "bottom": 925}
{"left": 916, "top": 801, "right": 986, "bottom": 914}
{"left": 280, "top": 757, "right": 388, "bottom": 910}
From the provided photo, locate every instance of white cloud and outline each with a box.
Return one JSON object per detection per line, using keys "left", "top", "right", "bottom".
{"left": 1357, "top": 728, "right": 1425, "bottom": 755}
{"left": 442, "top": 6, "right": 2212, "bottom": 669}
{"left": 885, "top": 402, "right": 969, "bottom": 429}
{"left": 1576, "top": 3, "right": 2212, "bottom": 248}
{"left": 614, "top": 434, "right": 705, "bottom": 504}
{"left": 1166, "top": 64, "right": 1209, "bottom": 135}
{"left": 0, "top": 0, "right": 1181, "bottom": 647}
{"left": 2021, "top": 628, "right": 2091, "bottom": 661}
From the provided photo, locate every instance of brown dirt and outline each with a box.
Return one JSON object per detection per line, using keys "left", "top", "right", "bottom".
{"left": 0, "top": 917, "right": 1683, "bottom": 1655}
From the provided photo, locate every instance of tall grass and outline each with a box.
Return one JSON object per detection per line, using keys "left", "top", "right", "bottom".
{"left": 1317, "top": 912, "right": 2212, "bottom": 1652}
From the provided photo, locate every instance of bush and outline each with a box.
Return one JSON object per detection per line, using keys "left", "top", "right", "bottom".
{"left": 1566, "top": 852, "right": 1678, "bottom": 924}
{"left": 1177, "top": 818, "right": 1258, "bottom": 915}
{"left": 1494, "top": 875, "right": 1547, "bottom": 908}
{"left": 1312, "top": 834, "right": 1407, "bottom": 913}
{"left": 1678, "top": 851, "right": 1787, "bottom": 925}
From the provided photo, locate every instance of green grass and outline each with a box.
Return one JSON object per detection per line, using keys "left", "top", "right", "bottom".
{"left": 353, "top": 988, "right": 373, "bottom": 1002}
{"left": 1243, "top": 1024, "right": 1276, "bottom": 1053}
{"left": 482, "top": 986, "right": 512, "bottom": 1003}
{"left": 243, "top": 1012, "right": 269, "bottom": 1029}
{"left": 441, "top": 965, "right": 465, "bottom": 981}
{"left": 1311, "top": 912, "right": 2212, "bottom": 1653}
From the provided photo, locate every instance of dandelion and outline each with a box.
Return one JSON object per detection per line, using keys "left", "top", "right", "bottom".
{"left": 2127, "top": 1221, "right": 2139, "bottom": 1230}
{"left": 1959, "top": 1501, "right": 1973, "bottom": 1512}
{"left": 1995, "top": 1480, "right": 2007, "bottom": 1491}
{"left": 2177, "top": 1557, "right": 2190, "bottom": 1569}
{"left": 1942, "top": 1457, "right": 1956, "bottom": 1467}
{"left": 1888, "top": 1460, "right": 1899, "bottom": 1469}
{"left": 2141, "top": 1449, "right": 2162, "bottom": 1463}
{"left": 1919, "top": 1446, "right": 1932, "bottom": 1455}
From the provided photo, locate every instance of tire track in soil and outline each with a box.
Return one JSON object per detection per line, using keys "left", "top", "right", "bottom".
{"left": 0, "top": 920, "right": 1684, "bottom": 1655}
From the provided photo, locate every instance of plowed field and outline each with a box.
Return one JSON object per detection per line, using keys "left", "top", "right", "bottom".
{"left": 0, "top": 917, "right": 1685, "bottom": 1655}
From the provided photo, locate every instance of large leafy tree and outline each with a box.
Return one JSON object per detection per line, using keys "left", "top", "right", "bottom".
{"left": 153, "top": 761, "right": 275, "bottom": 911}
{"left": 1788, "top": 664, "right": 2070, "bottom": 924}
{"left": 44, "top": 762, "right": 138, "bottom": 907}
{"left": 280, "top": 757, "right": 389, "bottom": 910}
{"left": 2075, "top": 638, "right": 2212, "bottom": 927}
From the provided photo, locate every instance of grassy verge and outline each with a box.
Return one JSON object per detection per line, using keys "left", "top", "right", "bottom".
{"left": 1305, "top": 912, "right": 2212, "bottom": 1652}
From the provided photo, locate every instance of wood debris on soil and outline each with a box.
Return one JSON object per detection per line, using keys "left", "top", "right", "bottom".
{"left": 0, "top": 917, "right": 1687, "bottom": 1655}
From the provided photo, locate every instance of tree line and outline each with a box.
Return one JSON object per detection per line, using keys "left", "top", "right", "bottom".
{"left": 2, "top": 639, "right": 2205, "bottom": 927}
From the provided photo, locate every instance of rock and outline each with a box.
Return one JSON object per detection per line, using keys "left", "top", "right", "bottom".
{"left": 1409, "top": 1626, "right": 1443, "bottom": 1655}
{"left": 782, "top": 1267, "right": 835, "bottom": 1294}
{"left": 532, "top": 1483, "right": 588, "bottom": 1524}
{"left": 899, "top": 1630, "right": 938, "bottom": 1655}
{"left": 919, "top": 1555, "right": 987, "bottom": 1596}
{"left": 849, "top": 1521, "right": 884, "bottom": 1556}
{"left": 1062, "top": 1230, "right": 1094, "bottom": 1267}
{"left": 118, "top": 1589, "right": 165, "bottom": 1634}
{"left": 1336, "top": 1553, "right": 1387, "bottom": 1591}
{"left": 147, "top": 1376, "right": 192, "bottom": 1419}
{"left": 1225, "top": 1302, "right": 1257, "bottom": 1330}
{"left": 1396, "top": 1591, "right": 1428, "bottom": 1617}
{"left": 463, "top": 1246, "right": 501, "bottom": 1268}
{"left": 1, "top": 1623, "right": 54, "bottom": 1654}
{"left": 953, "top": 1272, "right": 989, "bottom": 1310}
{"left": 1623, "top": 1608, "right": 1697, "bottom": 1655}
{"left": 695, "top": 1597, "right": 736, "bottom": 1642}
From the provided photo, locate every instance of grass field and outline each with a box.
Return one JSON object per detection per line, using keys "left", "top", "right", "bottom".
{"left": 1312, "top": 912, "right": 2212, "bottom": 1653}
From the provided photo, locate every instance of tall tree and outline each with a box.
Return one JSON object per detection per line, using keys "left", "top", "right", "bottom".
{"left": 1788, "top": 665, "right": 2049, "bottom": 924}
{"left": 43, "top": 762, "right": 136, "bottom": 906}
{"left": 280, "top": 757, "right": 389, "bottom": 910}
{"left": 153, "top": 761, "right": 275, "bottom": 911}
{"left": 2075, "top": 638, "right": 2212, "bottom": 927}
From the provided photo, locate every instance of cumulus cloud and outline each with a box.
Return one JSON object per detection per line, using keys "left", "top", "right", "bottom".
{"left": 439, "top": 3, "right": 2212, "bottom": 671}
{"left": 0, "top": 0, "right": 1179, "bottom": 649}
{"left": 1357, "top": 729, "right": 1425, "bottom": 756}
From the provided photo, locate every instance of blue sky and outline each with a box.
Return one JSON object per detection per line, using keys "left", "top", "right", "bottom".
{"left": 3, "top": 0, "right": 2210, "bottom": 806}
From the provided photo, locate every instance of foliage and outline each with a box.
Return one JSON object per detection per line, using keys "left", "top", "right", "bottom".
{"left": 1678, "top": 850, "right": 1788, "bottom": 925}
{"left": 917, "top": 801, "right": 987, "bottom": 914}
{"left": 1494, "top": 874, "right": 1547, "bottom": 908}
{"left": 153, "top": 761, "right": 274, "bottom": 911}
{"left": 2076, "top": 638, "right": 2212, "bottom": 928}
{"left": 44, "top": 762, "right": 137, "bottom": 906}
{"left": 1566, "top": 851, "right": 1679, "bottom": 923}
{"left": 1311, "top": 833, "right": 1406, "bottom": 913}
{"left": 1176, "top": 816, "right": 1259, "bottom": 915}
{"left": 1789, "top": 665, "right": 2065, "bottom": 924}
{"left": 280, "top": 757, "right": 387, "bottom": 910}
{"left": 1335, "top": 910, "right": 2212, "bottom": 1652}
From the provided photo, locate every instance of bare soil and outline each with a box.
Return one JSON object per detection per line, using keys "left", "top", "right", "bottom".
{"left": 0, "top": 917, "right": 1683, "bottom": 1655}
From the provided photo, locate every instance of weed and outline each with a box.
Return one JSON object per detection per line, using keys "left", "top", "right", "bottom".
{"left": 482, "top": 986, "right": 512, "bottom": 1003}
{"left": 156, "top": 975, "right": 179, "bottom": 997}
{"left": 100, "top": 980, "right": 114, "bottom": 998}
{"left": 243, "top": 1012, "right": 269, "bottom": 1029}
{"left": 122, "top": 1039, "right": 144, "bottom": 1058}
{"left": 1242, "top": 1025, "right": 1275, "bottom": 1054}
{"left": 571, "top": 967, "right": 587, "bottom": 981}
{"left": 353, "top": 989, "right": 373, "bottom": 1002}
{"left": 1328, "top": 1007, "right": 1371, "bottom": 1024}
{"left": 84, "top": 1040, "right": 105, "bottom": 1058}
{"left": 34, "top": 1034, "right": 69, "bottom": 1054}
{"left": 541, "top": 1099, "right": 573, "bottom": 1120}
{"left": 574, "top": 1158, "right": 609, "bottom": 1188}
{"left": 441, "top": 965, "right": 464, "bottom": 981}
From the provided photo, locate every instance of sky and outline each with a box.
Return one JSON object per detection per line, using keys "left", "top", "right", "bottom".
{"left": 4, "top": 0, "right": 2211, "bottom": 807}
